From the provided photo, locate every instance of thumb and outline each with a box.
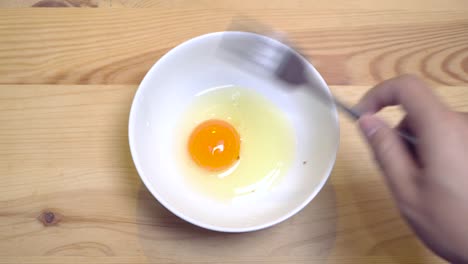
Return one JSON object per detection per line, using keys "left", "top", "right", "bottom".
{"left": 358, "top": 114, "right": 419, "bottom": 201}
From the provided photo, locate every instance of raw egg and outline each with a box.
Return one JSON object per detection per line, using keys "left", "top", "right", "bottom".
{"left": 177, "top": 86, "right": 295, "bottom": 201}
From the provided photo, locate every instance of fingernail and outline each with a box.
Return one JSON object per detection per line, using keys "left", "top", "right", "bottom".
{"left": 359, "top": 115, "right": 381, "bottom": 138}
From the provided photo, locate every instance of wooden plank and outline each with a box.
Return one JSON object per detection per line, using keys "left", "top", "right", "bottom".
{"left": 0, "top": 0, "right": 100, "bottom": 8}
{"left": 0, "top": 8, "right": 466, "bottom": 86}
{"left": 1, "top": 84, "right": 464, "bottom": 263}
{"left": 0, "top": 257, "right": 148, "bottom": 264}
{"left": 0, "top": 256, "right": 448, "bottom": 264}
{"left": 108, "top": 0, "right": 468, "bottom": 10}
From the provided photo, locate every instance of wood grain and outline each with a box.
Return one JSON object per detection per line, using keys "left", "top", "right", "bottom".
{"left": 0, "top": 0, "right": 100, "bottom": 8}
{"left": 107, "top": 0, "right": 467, "bottom": 9}
{"left": 1, "top": 84, "right": 466, "bottom": 263}
{"left": 0, "top": 7, "right": 466, "bottom": 86}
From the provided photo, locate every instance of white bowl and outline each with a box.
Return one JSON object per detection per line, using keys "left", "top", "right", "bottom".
{"left": 129, "top": 32, "right": 339, "bottom": 232}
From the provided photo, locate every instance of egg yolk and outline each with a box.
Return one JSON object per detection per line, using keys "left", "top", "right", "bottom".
{"left": 188, "top": 119, "right": 241, "bottom": 171}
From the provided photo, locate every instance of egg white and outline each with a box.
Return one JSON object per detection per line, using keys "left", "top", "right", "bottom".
{"left": 176, "top": 86, "right": 296, "bottom": 201}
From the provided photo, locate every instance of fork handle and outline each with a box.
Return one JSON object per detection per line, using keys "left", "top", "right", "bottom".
{"left": 333, "top": 97, "right": 418, "bottom": 145}
{"left": 333, "top": 98, "right": 361, "bottom": 119}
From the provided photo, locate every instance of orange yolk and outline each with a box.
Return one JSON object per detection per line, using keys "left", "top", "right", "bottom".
{"left": 188, "top": 119, "right": 241, "bottom": 171}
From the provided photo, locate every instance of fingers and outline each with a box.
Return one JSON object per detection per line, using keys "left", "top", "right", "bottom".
{"left": 396, "top": 115, "right": 420, "bottom": 164}
{"left": 359, "top": 114, "right": 419, "bottom": 203}
{"left": 355, "top": 75, "right": 447, "bottom": 135}
{"left": 459, "top": 112, "right": 468, "bottom": 120}
{"left": 395, "top": 115, "right": 410, "bottom": 132}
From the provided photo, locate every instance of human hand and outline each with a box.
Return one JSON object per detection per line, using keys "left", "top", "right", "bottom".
{"left": 354, "top": 75, "right": 468, "bottom": 263}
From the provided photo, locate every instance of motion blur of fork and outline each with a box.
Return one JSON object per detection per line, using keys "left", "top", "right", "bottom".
{"left": 219, "top": 18, "right": 417, "bottom": 145}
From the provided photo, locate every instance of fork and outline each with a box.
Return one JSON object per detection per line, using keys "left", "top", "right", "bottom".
{"left": 220, "top": 31, "right": 417, "bottom": 145}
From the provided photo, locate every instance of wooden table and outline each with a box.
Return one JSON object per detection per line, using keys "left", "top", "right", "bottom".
{"left": 0, "top": 1, "right": 467, "bottom": 263}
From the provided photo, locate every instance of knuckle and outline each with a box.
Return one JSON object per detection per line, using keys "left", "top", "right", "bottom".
{"left": 399, "top": 75, "right": 427, "bottom": 93}
{"left": 399, "top": 74, "right": 423, "bottom": 85}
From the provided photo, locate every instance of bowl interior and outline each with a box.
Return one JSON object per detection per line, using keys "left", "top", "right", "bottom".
{"left": 129, "top": 32, "right": 339, "bottom": 232}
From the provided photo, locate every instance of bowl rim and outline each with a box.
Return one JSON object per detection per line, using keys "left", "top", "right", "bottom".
{"left": 128, "top": 31, "right": 340, "bottom": 232}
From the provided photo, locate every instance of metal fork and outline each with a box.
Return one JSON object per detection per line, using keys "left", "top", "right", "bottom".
{"left": 220, "top": 31, "right": 417, "bottom": 145}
